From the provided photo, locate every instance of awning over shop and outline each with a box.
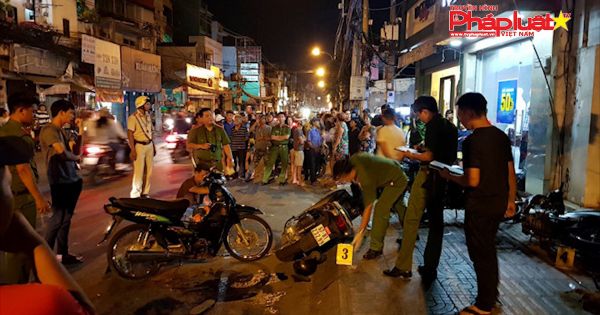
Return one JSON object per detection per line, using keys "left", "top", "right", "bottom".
{"left": 96, "top": 88, "right": 124, "bottom": 103}
{"left": 21, "top": 74, "right": 94, "bottom": 94}
{"left": 164, "top": 77, "right": 226, "bottom": 96}
{"left": 398, "top": 40, "right": 437, "bottom": 68}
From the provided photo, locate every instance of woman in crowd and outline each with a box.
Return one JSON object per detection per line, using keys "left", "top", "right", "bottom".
{"left": 359, "top": 115, "right": 376, "bottom": 153}
{"left": 348, "top": 119, "right": 361, "bottom": 156}
{"left": 230, "top": 115, "right": 249, "bottom": 179}
{"left": 333, "top": 113, "right": 349, "bottom": 161}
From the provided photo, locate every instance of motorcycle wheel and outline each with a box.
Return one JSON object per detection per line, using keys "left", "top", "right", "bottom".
{"left": 107, "top": 224, "right": 162, "bottom": 280}
{"left": 570, "top": 228, "right": 600, "bottom": 251}
{"left": 224, "top": 214, "right": 273, "bottom": 262}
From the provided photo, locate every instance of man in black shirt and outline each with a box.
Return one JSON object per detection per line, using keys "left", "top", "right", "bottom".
{"left": 384, "top": 96, "right": 457, "bottom": 282}
{"left": 439, "top": 93, "right": 516, "bottom": 315}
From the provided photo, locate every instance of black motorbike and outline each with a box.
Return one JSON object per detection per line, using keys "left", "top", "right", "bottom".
{"left": 99, "top": 171, "right": 273, "bottom": 280}
{"left": 165, "top": 132, "right": 189, "bottom": 162}
{"left": 521, "top": 185, "right": 600, "bottom": 271}
{"left": 275, "top": 184, "right": 363, "bottom": 262}
{"left": 81, "top": 141, "right": 131, "bottom": 185}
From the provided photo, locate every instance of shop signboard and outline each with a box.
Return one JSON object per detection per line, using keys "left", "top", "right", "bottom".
{"left": 121, "top": 46, "right": 161, "bottom": 92}
{"left": 497, "top": 80, "right": 517, "bottom": 124}
{"left": 186, "top": 63, "right": 216, "bottom": 90}
{"left": 387, "top": 91, "right": 395, "bottom": 104}
{"left": 10, "top": 44, "right": 69, "bottom": 77}
{"left": 405, "top": 0, "right": 437, "bottom": 39}
{"left": 240, "top": 63, "right": 259, "bottom": 82}
{"left": 81, "top": 34, "right": 95, "bottom": 64}
{"left": 350, "top": 76, "right": 367, "bottom": 101}
{"left": 237, "top": 46, "right": 261, "bottom": 63}
{"left": 94, "top": 39, "right": 121, "bottom": 90}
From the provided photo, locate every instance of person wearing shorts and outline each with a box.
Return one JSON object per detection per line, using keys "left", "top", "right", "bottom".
{"left": 291, "top": 122, "right": 305, "bottom": 185}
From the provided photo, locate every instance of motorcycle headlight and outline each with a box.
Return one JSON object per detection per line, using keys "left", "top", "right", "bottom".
{"left": 165, "top": 134, "right": 178, "bottom": 142}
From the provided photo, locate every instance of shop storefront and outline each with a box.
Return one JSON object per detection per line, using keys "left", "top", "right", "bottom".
{"left": 461, "top": 30, "right": 554, "bottom": 194}
{"left": 91, "top": 37, "right": 124, "bottom": 125}
{"left": 397, "top": 0, "right": 560, "bottom": 195}
{"left": 430, "top": 65, "right": 460, "bottom": 121}
{"left": 121, "top": 46, "right": 162, "bottom": 130}
{"left": 185, "top": 64, "right": 222, "bottom": 111}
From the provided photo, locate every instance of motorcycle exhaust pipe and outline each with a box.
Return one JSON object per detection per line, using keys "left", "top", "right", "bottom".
{"left": 126, "top": 251, "right": 183, "bottom": 263}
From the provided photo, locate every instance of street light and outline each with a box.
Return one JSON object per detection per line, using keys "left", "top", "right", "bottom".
{"left": 311, "top": 47, "right": 321, "bottom": 56}
{"left": 310, "top": 46, "right": 333, "bottom": 60}
{"left": 315, "top": 67, "right": 326, "bottom": 77}
{"left": 317, "top": 80, "right": 326, "bottom": 88}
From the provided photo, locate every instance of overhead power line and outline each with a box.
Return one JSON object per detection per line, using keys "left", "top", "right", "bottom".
{"left": 369, "top": 0, "right": 404, "bottom": 12}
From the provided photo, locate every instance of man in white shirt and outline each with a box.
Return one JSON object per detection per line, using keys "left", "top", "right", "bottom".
{"left": 376, "top": 108, "right": 406, "bottom": 160}
{"left": 127, "top": 96, "right": 154, "bottom": 198}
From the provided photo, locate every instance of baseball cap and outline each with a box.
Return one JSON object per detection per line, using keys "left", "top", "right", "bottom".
{"left": 0, "top": 137, "right": 34, "bottom": 167}
{"left": 135, "top": 96, "right": 150, "bottom": 108}
{"left": 215, "top": 114, "right": 225, "bottom": 122}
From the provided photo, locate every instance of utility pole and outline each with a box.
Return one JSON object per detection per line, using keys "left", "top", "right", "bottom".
{"left": 362, "top": 0, "right": 369, "bottom": 40}
{"left": 385, "top": 0, "right": 397, "bottom": 83}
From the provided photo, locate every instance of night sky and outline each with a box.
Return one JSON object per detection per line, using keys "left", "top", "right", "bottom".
{"left": 206, "top": 0, "right": 391, "bottom": 70}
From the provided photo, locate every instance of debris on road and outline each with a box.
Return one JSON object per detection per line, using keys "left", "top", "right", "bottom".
{"left": 230, "top": 269, "right": 269, "bottom": 288}
{"left": 189, "top": 299, "right": 215, "bottom": 315}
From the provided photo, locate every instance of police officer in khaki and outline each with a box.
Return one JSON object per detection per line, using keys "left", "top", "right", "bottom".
{"left": 127, "top": 96, "right": 154, "bottom": 198}
{"left": 262, "top": 112, "right": 291, "bottom": 185}
{"left": 187, "top": 108, "right": 234, "bottom": 171}
{"left": 0, "top": 93, "right": 50, "bottom": 283}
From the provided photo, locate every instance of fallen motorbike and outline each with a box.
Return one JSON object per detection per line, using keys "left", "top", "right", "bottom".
{"left": 521, "top": 185, "right": 600, "bottom": 286}
{"left": 80, "top": 141, "right": 130, "bottom": 185}
{"left": 165, "top": 132, "right": 189, "bottom": 162}
{"left": 275, "top": 183, "right": 363, "bottom": 262}
{"left": 99, "top": 170, "right": 273, "bottom": 280}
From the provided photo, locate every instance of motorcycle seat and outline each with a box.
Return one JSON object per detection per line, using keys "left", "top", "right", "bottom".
{"left": 113, "top": 198, "right": 190, "bottom": 213}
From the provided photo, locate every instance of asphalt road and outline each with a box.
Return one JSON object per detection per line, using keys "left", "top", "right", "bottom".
{"left": 33, "top": 146, "right": 593, "bottom": 315}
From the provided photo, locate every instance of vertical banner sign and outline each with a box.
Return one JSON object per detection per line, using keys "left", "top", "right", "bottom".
{"left": 81, "top": 34, "right": 95, "bottom": 64}
{"left": 94, "top": 39, "right": 121, "bottom": 90}
{"left": 497, "top": 80, "right": 517, "bottom": 124}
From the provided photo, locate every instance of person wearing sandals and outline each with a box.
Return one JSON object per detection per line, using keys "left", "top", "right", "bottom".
{"left": 439, "top": 93, "right": 517, "bottom": 315}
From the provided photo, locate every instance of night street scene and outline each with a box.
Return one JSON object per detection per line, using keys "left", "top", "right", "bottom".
{"left": 1, "top": 0, "right": 600, "bottom": 314}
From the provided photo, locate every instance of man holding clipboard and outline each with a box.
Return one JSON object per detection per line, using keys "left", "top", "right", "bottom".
{"left": 383, "top": 96, "right": 457, "bottom": 284}
{"left": 438, "top": 93, "right": 516, "bottom": 315}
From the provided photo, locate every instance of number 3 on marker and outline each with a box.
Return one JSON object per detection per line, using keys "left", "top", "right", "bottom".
{"left": 336, "top": 243, "right": 353, "bottom": 266}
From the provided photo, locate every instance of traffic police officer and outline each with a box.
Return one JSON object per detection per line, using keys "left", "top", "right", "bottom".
{"left": 127, "top": 96, "right": 155, "bottom": 198}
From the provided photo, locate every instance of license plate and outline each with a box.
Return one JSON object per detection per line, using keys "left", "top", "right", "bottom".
{"left": 83, "top": 157, "right": 99, "bottom": 165}
{"left": 166, "top": 143, "right": 177, "bottom": 149}
{"left": 311, "top": 224, "right": 331, "bottom": 247}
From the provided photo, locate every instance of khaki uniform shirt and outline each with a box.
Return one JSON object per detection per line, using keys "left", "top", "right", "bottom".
{"left": 127, "top": 111, "right": 153, "bottom": 142}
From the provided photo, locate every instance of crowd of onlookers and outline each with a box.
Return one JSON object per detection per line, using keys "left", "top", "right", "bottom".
{"left": 192, "top": 104, "right": 417, "bottom": 187}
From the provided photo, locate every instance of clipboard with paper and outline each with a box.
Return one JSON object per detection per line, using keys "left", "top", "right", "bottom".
{"left": 394, "top": 146, "right": 419, "bottom": 155}
{"left": 429, "top": 160, "right": 464, "bottom": 176}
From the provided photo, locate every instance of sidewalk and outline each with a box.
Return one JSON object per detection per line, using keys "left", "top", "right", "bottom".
{"left": 355, "top": 211, "right": 596, "bottom": 315}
